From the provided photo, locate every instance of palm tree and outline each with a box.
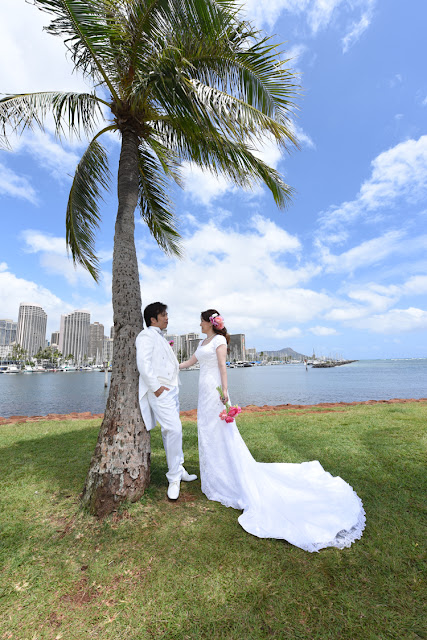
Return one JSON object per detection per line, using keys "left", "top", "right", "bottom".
{"left": 0, "top": 0, "right": 298, "bottom": 516}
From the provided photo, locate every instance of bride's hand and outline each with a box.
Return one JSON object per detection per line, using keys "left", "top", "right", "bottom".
{"left": 221, "top": 391, "right": 229, "bottom": 404}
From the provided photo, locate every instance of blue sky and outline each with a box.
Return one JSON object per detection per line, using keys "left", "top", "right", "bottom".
{"left": 1, "top": 0, "right": 426, "bottom": 359}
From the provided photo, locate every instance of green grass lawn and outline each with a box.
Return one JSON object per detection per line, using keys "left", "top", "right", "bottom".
{"left": 1, "top": 403, "right": 426, "bottom": 640}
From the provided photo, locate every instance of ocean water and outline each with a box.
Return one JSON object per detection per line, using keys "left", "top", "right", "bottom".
{"left": 0, "top": 359, "right": 426, "bottom": 419}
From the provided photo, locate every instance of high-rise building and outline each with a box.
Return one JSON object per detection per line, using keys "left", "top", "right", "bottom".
{"left": 229, "top": 333, "right": 246, "bottom": 362}
{"left": 245, "top": 347, "right": 257, "bottom": 361}
{"left": 0, "top": 319, "right": 17, "bottom": 346}
{"left": 16, "top": 303, "right": 47, "bottom": 357}
{"left": 179, "top": 334, "right": 189, "bottom": 360}
{"left": 103, "top": 336, "right": 114, "bottom": 364}
{"left": 59, "top": 310, "right": 90, "bottom": 363}
{"left": 0, "top": 345, "right": 12, "bottom": 360}
{"left": 89, "top": 322, "right": 104, "bottom": 363}
{"left": 164, "top": 333, "right": 180, "bottom": 359}
{"left": 178, "top": 332, "right": 199, "bottom": 360}
{"left": 51, "top": 331, "right": 60, "bottom": 347}
{"left": 110, "top": 325, "right": 114, "bottom": 339}
{"left": 188, "top": 338, "right": 200, "bottom": 358}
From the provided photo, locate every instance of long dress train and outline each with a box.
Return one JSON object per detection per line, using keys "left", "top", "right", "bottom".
{"left": 194, "top": 335, "right": 366, "bottom": 552}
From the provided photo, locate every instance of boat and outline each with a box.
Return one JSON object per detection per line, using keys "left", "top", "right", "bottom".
{"left": 4, "top": 364, "right": 21, "bottom": 373}
{"left": 23, "top": 365, "right": 35, "bottom": 373}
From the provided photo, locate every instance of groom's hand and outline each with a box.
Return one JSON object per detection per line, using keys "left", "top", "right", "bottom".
{"left": 154, "top": 386, "right": 170, "bottom": 397}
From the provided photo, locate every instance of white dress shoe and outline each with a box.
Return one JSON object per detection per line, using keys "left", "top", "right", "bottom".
{"left": 167, "top": 480, "right": 180, "bottom": 500}
{"left": 181, "top": 469, "right": 197, "bottom": 482}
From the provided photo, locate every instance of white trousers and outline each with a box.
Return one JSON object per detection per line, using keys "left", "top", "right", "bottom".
{"left": 147, "top": 386, "right": 184, "bottom": 483}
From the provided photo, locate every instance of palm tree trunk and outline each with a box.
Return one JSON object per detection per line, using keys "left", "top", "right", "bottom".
{"left": 81, "top": 127, "right": 150, "bottom": 517}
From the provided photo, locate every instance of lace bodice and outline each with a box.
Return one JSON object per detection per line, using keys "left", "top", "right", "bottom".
{"left": 195, "top": 334, "right": 226, "bottom": 372}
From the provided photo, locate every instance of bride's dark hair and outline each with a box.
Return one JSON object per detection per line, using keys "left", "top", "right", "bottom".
{"left": 201, "top": 309, "right": 230, "bottom": 344}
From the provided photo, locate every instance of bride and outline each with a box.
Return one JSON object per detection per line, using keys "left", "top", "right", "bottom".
{"left": 179, "top": 309, "right": 366, "bottom": 552}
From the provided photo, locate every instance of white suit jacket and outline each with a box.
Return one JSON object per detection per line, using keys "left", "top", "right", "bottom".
{"left": 135, "top": 326, "right": 180, "bottom": 431}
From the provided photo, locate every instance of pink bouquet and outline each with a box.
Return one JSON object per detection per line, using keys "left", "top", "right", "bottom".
{"left": 216, "top": 386, "right": 242, "bottom": 423}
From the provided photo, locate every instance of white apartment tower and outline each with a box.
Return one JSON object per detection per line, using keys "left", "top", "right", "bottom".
{"left": 89, "top": 322, "right": 104, "bottom": 362}
{"left": 103, "top": 336, "right": 114, "bottom": 364}
{"left": 0, "top": 319, "right": 17, "bottom": 346}
{"left": 51, "top": 331, "right": 60, "bottom": 347}
{"left": 59, "top": 310, "right": 90, "bottom": 363}
{"left": 16, "top": 303, "right": 47, "bottom": 357}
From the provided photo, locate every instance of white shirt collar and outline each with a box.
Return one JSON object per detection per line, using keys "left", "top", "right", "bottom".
{"left": 151, "top": 326, "right": 162, "bottom": 334}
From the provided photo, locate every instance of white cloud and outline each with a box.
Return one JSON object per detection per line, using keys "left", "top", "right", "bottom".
{"left": 0, "top": 266, "right": 71, "bottom": 333}
{"left": 20, "top": 229, "right": 98, "bottom": 288}
{"left": 0, "top": 0, "right": 90, "bottom": 95}
{"left": 12, "top": 130, "right": 82, "bottom": 183}
{"left": 342, "top": 4, "right": 374, "bottom": 53}
{"left": 0, "top": 3, "right": 107, "bottom": 187}
{"left": 323, "top": 273, "right": 427, "bottom": 330}
{"left": 292, "top": 123, "right": 316, "bottom": 149}
{"left": 21, "top": 230, "right": 67, "bottom": 256}
{"left": 0, "top": 262, "right": 8, "bottom": 272}
{"left": 309, "top": 326, "right": 338, "bottom": 335}
{"left": 389, "top": 73, "right": 403, "bottom": 88}
{"left": 319, "top": 135, "right": 427, "bottom": 233}
{"left": 181, "top": 130, "right": 289, "bottom": 206}
{"left": 355, "top": 307, "right": 427, "bottom": 334}
{"left": 286, "top": 44, "right": 308, "bottom": 66}
{"left": 0, "top": 162, "right": 38, "bottom": 204}
{"left": 324, "top": 306, "right": 365, "bottom": 322}
{"left": 242, "top": 0, "right": 308, "bottom": 29}
{"left": 182, "top": 164, "right": 237, "bottom": 206}
{"left": 137, "top": 215, "right": 330, "bottom": 344}
{"left": 242, "top": 0, "right": 376, "bottom": 51}
{"left": 319, "top": 230, "right": 406, "bottom": 273}
{"left": 98, "top": 249, "right": 114, "bottom": 264}
{"left": 401, "top": 275, "right": 427, "bottom": 296}
{"left": 271, "top": 327, "right": 302, "bottom": 338}
{"left": 0, "top": 264, "right": 113, "bottom": 337}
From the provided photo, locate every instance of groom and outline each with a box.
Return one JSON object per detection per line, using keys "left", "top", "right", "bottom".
{"left": 136, "top": 301, "right": 197, "bottom": 500}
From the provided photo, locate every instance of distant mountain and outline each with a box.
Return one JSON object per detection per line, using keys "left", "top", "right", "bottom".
{"left": 260, "top": 347, "right": 309, "bottom": 360}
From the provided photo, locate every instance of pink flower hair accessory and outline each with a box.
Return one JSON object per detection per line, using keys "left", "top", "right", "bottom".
{"left": 209, "top": 313, "right": 225, "bottom": 330}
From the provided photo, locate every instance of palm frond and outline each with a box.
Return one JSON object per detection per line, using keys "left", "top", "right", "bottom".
{"left": 189, "top": 79, "right": 297, "bottom": 148}
{"left": 151, "top": 120, "right": 294, "bottom": 208}
{"left": 127, "top": 8, "right": 298, "bottom": 149}
{"left": 138, "top": 144, "right": 183, "bottom": 258}
{"left": 66, "top": 138, "right": 111, "bottom": 281}
{"left": 184, "top": 36, "right": 300, "bottom": 121}
{"left": 149, "top": 137, "right": 184, "bottom": 188}
{"left": 0, "top": 91, "right": 104, "bottom": 149}
{"left": 33, "top": 0, "right": 125, "bottom": 98}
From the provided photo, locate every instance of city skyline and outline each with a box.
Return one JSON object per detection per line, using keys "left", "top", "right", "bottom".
{"left": 1, "top": 302, "right": 251, "bottom": 363}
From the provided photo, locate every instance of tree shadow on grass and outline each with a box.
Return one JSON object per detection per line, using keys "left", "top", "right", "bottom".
{"left": 2, "top": 421, "right": 200, "bottom": 497}
{"left": 2, "top": 425, "right": 100, "bottom": 496}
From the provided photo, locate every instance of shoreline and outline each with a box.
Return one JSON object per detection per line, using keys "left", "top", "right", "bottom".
{"left": 1, "top": 397, "right": 426, "bottom": 425}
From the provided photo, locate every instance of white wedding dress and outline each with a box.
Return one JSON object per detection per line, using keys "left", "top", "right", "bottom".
{"left": 194, "top": 335, "right": 366, "bottom": 552}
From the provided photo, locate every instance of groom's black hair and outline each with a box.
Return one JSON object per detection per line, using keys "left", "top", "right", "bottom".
{"left": 144, "top": 302, "right": 167, "bottom": 327}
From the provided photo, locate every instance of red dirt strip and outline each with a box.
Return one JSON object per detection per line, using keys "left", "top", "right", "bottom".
{"left": 1, "top": 397, "right": 426, "bottom": 426}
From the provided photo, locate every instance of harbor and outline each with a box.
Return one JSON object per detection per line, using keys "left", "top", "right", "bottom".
{"left": 1, "top": 358, "right": 426, "bottom": 419}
